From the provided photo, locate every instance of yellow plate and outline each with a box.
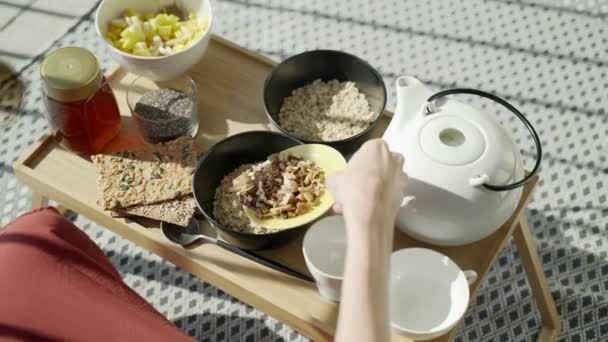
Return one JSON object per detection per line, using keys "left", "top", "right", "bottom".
{"left": 243, "top": 144, "right": 347, "bottom": 230}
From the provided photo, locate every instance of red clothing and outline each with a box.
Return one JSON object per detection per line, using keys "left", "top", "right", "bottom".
{"left": 0, "top": 207, "right": 193, "bottom": 342}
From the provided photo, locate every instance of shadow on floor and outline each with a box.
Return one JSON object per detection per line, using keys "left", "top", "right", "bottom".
{"left": 0, "top": 62, "right": 24, "bottom": 127}
{"left": 222, "top": 0, "right": 607, "bottom": 69}
{"left": 517, "top": 208, "right": 607, "bottom": 340}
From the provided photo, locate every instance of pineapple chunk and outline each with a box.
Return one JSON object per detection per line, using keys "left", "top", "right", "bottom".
{"left": 157, "top": 25, "right": 173, "bottom": 39}
{"left": 122, "top": 9, "right": 141, "bottom": 19}
{"left": 173, "top": 44, "right": 186, "bottom": 52}
{"left": 133, "top": 42, "right": 151, "bottom": 56}
{"left": 119, "top": 37, "right": 137, "bottom": 51}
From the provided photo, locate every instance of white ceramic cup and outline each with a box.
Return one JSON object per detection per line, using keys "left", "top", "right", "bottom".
{"left": 302, "top": 215, "right": 347, "bottom": 302}
{"left": 390, "top": 248, "right": 477, "bottom": 341}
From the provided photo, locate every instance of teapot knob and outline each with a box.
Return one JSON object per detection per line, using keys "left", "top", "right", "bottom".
{"left": 469, "top": 174, "right": 490, "bottom": 187}
{"left": 422, "top": 101, "right": 438, "bottom": 115}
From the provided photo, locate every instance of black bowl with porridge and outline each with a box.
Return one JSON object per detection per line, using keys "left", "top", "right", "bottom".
{"left": 263, "top": 50, "right": 387, "bottom": 155}
{"left": 192, "top": 131, "right": 304, "bottom": 250}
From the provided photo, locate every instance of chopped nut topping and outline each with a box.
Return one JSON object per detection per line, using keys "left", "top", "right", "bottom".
{"left": 237, "top": 153, "right": 324, "bottom": 219}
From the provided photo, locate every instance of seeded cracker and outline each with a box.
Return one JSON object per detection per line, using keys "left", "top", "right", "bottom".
{"left": 110, "top": 196, "right": 197, "bottom": 227}
{"left": 92, "top": 136, "right": 200, "bottom": 209}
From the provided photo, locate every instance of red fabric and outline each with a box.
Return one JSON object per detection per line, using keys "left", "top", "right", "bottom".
{"left": 0, "top": 207, "right": 193, "bottom": 342}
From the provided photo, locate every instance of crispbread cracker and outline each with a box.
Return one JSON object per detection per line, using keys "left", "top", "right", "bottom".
{"left": 92, "top": 137, "right": 200, "bottom": 209}
{"left": 110, "top": 196, "right": 197, "bottom": 227}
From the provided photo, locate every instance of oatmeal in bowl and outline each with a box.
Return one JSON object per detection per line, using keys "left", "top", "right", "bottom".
{"left": 278, "top": 79, "right": 376, "bottom": 141}
{"left": 264, "top": 50, "right": 387, "bottom": 155}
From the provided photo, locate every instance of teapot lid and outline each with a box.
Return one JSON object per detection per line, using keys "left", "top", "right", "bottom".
{"left": 422, "top": 88, "right": 543, "bottom": 192}
{"left": 419, "top": 113, "right": 486, "bottom": 166}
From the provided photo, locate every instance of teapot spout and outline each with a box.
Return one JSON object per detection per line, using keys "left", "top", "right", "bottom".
{"left": 395, "top": 76, "right": 434, "bottom": 122}
{"left": 384, "top": 76, "right": 434, "bottom": 144}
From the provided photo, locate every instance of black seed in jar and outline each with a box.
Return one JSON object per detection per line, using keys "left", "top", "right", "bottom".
{"left": 133, "top": 88, "right": 197, "bottom": 143}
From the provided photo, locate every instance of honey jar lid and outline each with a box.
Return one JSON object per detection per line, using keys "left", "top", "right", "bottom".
{"left": 40, "top": 47, "right": 102, "bottom": 102}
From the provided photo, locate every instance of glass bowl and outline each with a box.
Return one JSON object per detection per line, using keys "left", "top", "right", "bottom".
{"left": 127, "top": 74, "right": 198, "bottom": 144}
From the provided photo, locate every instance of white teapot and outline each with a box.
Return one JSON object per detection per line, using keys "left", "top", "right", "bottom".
{"left": 383, "top": 76, "right": 542, "bottom": 246}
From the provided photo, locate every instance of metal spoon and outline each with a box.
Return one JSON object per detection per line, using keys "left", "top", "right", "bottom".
{"left": 161, "top": 220, "right": 314, "bottom": 283}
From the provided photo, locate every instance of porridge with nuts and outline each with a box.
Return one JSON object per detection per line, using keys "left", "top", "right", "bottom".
{"left": 278, "top": 79, "right": 375, "bottom": 141}
{"left": 213, "top": 153, "right": 325, "bottom": 234}
{"left": 239, "top": 153, "right": 324, "bottom": 219}
{"left": 212, "top": 164, "right": 268, "bottom": 234}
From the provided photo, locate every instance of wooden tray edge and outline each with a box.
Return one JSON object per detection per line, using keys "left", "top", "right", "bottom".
{"left": 13, "top": 134, "right": 56, "bottom": 171}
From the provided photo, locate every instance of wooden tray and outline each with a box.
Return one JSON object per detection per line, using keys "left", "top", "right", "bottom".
{"left": 13, "top": 35, "right": 540, "bottom": 342}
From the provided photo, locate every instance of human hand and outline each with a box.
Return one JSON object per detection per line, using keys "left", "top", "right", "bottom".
{"left": 327, "top": 139, "right": 407, "bottom": 235}
{"left": 330, "top": 139, "right": 405, "bottom": 342}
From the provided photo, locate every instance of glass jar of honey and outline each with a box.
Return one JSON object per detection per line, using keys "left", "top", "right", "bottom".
{"left": 41, "top": 47, "right": 121, "bottom": 154}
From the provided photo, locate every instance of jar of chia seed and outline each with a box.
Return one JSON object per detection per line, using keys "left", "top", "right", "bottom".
{"left": 41, "top": 47, "right": 122, "bottom": 154}
{"left": 126, "top": 74, "right": 199, "bottom": 144}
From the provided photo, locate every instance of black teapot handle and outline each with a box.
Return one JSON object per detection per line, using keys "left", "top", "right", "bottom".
{"left": 424, "top": 88, "right": 542, "bottom": 192}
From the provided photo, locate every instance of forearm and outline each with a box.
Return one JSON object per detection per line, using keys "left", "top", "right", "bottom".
{"left": 335, "top": 217, "right": 394, "bottom": 342}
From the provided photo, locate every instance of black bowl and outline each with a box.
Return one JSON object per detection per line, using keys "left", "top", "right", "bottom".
{"left": 192, "top": 131, "right": 303, "bottom": 250}
{"left": 263, "top": 50, "right": 387, "bottom": 156}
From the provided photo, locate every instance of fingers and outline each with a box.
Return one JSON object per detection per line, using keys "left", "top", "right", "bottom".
{"left": 326, "top": 171, "right": 341, "bottom": 191}
{"left": 399, "top": 171, "right": 408, "bottom": 193}
{"left": 330, "top": 203, "right": 343, "bottom": 215}
{"left": 361, "top": 138, "right": 386, "bottom": 150}
{"left": 326, "top": 170, "right": 343, "bottom": 200}
{"left": 394, "top": 168, "right": 409, "bottom": 209}
{"left": 327, "top": 172, "right": 344, "bottom": 215}
{"left": 352, "top": 139, "right": 398, "bottom": 170}
{"left": 334, "top": 140, "right": 407, "bottom": 216}
{"left": 391, "top": 151, "right": 404, "bottom": 167}
{"left": 360, "top": 139, "right": 390, "bottom": 155}
{"left": 391, "top": 152, "right": 405, "bottom": 189}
